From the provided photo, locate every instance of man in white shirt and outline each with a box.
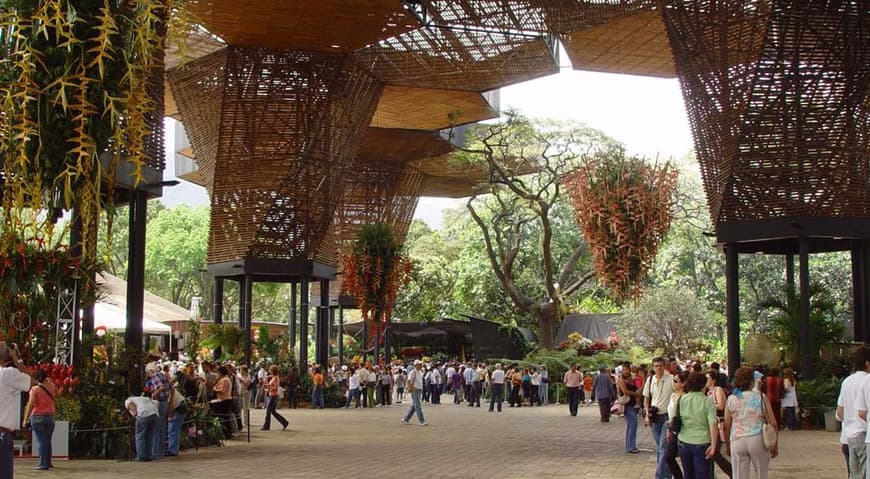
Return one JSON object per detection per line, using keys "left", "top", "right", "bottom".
{"left": 429, "top": 364, "right": 442, "bottom": 405}
{"left": 402, "top": 360, "right": 427, "bottom": 426}
{"left": 846, "top": 346, "right": 870, "bottom": 479}
{"left": 445, "top": 364, "right": 456, "bottom": 395}
{"left": 0, "top": 342, "right": 34, "bottom": 478}
{"left": 488, "top": 364, "right": 506, "bottom": 412}
{"left": 643, "top": 357, "right": 674, "bottom": 479}
{"left": 538, "top": 364, "right": 549, "bottom": 405}
{"left": 125, "top": 395, "right": 160, "bottom": 461}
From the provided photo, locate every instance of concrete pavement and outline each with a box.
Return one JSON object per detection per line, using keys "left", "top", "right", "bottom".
{"left": 16, "top": 401, "right": 843, "bottom": 478}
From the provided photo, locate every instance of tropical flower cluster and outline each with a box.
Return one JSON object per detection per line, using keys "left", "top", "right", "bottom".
{"left": 561, "top": 332, "right": 613, "bottom": 354}
{"left": 32, "top": 363, "right": 80, "bottom": 396}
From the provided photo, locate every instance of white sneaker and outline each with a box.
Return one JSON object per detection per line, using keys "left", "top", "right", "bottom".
{"left": 418, "top": 421, "right": 428, "bottom": 426}
{"left": 401, "top": 419, "right": 410, "bottom": 425}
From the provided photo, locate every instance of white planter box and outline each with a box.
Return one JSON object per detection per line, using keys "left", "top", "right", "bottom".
{"left": 31, "top": 419, "right": 69, "bottom": 459}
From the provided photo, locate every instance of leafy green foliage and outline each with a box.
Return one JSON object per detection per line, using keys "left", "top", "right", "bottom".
{"left": 796, "top": 378, "right": 840, "bottom": 426}
{"left": 201, "top": 323, "right": 243, "bottom": 360}
{"left": 758, "top": 285, "right": 846, "bottom": 366}
{"left": 616, "top": 285, "right": 716, "bottom": 358}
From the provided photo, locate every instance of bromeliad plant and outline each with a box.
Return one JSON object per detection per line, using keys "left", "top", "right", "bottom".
{"left": 340, "top": 223, "right": 412, "bottom": 354}
{"left": 563, "top": 152, "right": 677, "bottom": 301}
{"left": 0, "top": 0, "right": 181, "bottom": 262}
{"left": 0, "top": 233, "right": 100, "bottom": 362}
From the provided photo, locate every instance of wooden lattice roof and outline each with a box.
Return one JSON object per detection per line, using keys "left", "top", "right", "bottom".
{"left": 370, "top": 86, "right": 498, "bottom": 130}
{"left": 560, "top": 9, "right": 674, "bottom": 78}
{"left": 357, "top": 128, "right": 455, "bottom": 164}
{"left": 353, "top": 25, "right": 559, "bottom": 92}
{"left": 185, "top": 0, "right": 419, "bottom": 51}
{"left": 661, "top": 0, "right": 870, "bottom": 242}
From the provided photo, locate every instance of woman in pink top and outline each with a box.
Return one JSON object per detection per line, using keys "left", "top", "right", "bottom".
{"left": 22, "top": 369, "right": 57, "bottom": 470}
{"left": 212, "top": 366, "right": 234, "bottom": 439}
{"left": 261, "top": 365, "right": 288, "bottom": 431}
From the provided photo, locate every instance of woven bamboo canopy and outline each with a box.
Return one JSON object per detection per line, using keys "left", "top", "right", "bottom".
{"left": 371, "top": 86, "right": 497, "bottom": 130}
{"left": 185, "top": 0, "right": 419, "bottom": 51}
{"left": 164, "top": 0, "right": 868, "bottom": 271}
{"left": 661, "top": 0, "right": 870, "bottom": 251}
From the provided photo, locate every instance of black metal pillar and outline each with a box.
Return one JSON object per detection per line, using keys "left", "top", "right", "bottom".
{"left": 799, "top": 236, "right": 813, "bottom": 379}
{"left": 289, "top": 281, "right": 297, "bottom": 360}
{"left": 851, "top": 240, "right": 870, "bottom": 344}
{"left": 384, "top": 322, "right": 391, "bottom": 363}
{"left": 69, "top": 212, "right": 84, "bottom": 368}
{"left": 338, "top": 305, "right": 344, "bottom": 365}
{"left": 725, "top": 243, "right": 740, "bottom": 378}
{"left": 374, "top": 321, "right": 380, "bottom": 364}
{"left": 786, "top": 253, "right": 795, "bottom": 301}
{"left": 362, "top": 320, "right": 368, "bottom": 362}
{"left": 125, "top": 189, "right": 147, "bottom": 392}
{"left": 213, "top": 277, "right": 224, "bottom": 359}
{"left": 316, "top": 279, "right": 330, "bottom": 367}
{"left": 242, "top": 275, "right": 253, "bottom": 366}
{"left": 300, "top": 277, "right": 309, "bottom": 369}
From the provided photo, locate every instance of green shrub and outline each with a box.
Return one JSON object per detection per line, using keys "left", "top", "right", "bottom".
{"left": 796, "top": 377, "right": 840, "bottom": 427}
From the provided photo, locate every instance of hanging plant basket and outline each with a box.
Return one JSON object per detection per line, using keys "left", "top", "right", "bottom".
{"left": 563, "top": 154, "right": 677, "bottom": 301}
{"left": 340, "top": 223, "right": 412, "bottom": 347}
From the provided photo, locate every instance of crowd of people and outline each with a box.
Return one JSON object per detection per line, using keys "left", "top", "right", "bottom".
{"left": 120, "top": 353, "right": 795, "bottom": 479}
{"left": 0, "top": 336, "right": 841, "bottom": 479}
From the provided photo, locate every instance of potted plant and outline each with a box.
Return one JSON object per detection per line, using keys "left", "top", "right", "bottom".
{"left": 796, "top": 377, "right": 840, "bottom": 429}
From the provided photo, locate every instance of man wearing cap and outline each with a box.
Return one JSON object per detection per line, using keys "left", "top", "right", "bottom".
{"left": 402, "top": 360, "right": 427, "bottom": 426}
{"left": 0, "top": 341, "right": 34, "bottom": 477}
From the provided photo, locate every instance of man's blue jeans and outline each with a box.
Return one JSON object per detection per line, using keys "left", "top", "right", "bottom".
{"left": 135, "top": 414, "right": 159, "bottom": 461}
{"left": 31, "top": 415, "right": 55, "bottom": 469}
{"left": 403, "top": 390, "right": 425, "bottom": 424}
{"left": 153, "top": 399, "right": 168, "bottom": 459}
{"left": 1, "top": 429, "right": 13, "bottom": 478}
{"left": 167, "top": 408, "right": 184, "bottom": 455}
{"left": 652, "top": 415, "right": 673, "bottom": 479}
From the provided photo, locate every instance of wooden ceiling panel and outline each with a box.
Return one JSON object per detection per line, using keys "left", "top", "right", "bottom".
{"left": 186, "top": 0, "right": 419, "bottom": 51}
{"left": 371, "top": 86, "right": 497, "bottom": 130}
{"left": 358, "top": 128, "right": 455, "bottom": 164}
{"left": 561, "top": 10, "right": 675, "bottom": 78}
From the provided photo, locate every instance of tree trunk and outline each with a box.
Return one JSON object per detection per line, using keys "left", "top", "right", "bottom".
{"left": 537, "top": 302, "right": 558, "bottom": 349}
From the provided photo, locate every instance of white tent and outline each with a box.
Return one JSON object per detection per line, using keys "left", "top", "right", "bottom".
{"left": 93, "top": 302, "right": 172, "bottom": 335}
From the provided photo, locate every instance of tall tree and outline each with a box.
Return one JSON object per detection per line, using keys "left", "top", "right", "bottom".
{"left": 616, "top": 285, "right": 716, "bottom": 358}
{"left": 456, "top": 114, "right": 619, "bottom": 348}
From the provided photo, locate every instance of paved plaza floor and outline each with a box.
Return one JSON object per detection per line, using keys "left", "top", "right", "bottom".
{"left": 17, "top": 401, "right": 843, "bottom": 478}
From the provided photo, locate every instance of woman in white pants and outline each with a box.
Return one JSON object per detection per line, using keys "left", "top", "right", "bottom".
{"left": 723, "top": 367, "right": 778, "bottom": 479}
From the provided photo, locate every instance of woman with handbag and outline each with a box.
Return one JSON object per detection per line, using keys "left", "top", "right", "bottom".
{"left": 665, "top": 370, "right": 690, "bottom": 479}
{"left": 723, "top": 368, "right": 778, "bottom": 479}
{"left": 617, "top": 368, "right": 641, "bottom": 453}
{"left": 706, "top": 371, "right": 733, "bottom": 477}
{"left": 676, "top": 372, "right": 719, "bottom": 479}
{"left": 22, "top": 369, "right": 56, "bottom": 470}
